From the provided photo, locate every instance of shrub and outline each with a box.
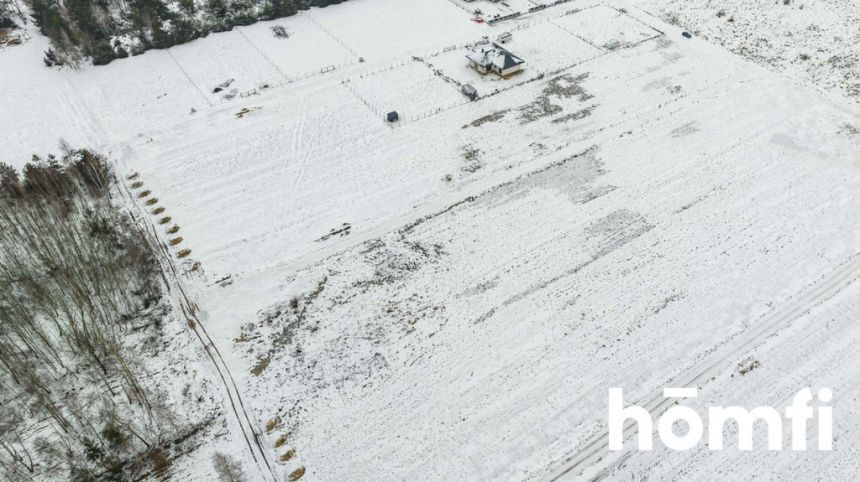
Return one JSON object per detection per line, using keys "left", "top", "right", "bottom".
{"left": 212, "top": 453, "right": 246, "bottom": 482}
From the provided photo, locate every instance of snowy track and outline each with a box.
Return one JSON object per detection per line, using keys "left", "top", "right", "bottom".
{"left": 115, "top": 176, "right": 278, "bottom": 482}
{"left": 548, "top": 254, "right": 860, "bottom": 481}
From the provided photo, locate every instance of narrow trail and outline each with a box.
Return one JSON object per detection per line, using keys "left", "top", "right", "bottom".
{"left": 114, "top": 171, "right": 278, "bottom": 482}
{"left": 546, "top": 253, "right": 860, "bottom": 481}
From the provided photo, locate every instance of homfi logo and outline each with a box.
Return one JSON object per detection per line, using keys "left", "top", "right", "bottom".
{"left": 608, "top": 387, "right": 833, "bottom": 451}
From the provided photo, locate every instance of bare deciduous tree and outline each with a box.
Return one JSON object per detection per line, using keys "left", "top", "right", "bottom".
{"left": 212, "top": 452, "right": 246, "bottom": 482}
{"left": 0, "top": 149, "right": 178, "bottom": 480}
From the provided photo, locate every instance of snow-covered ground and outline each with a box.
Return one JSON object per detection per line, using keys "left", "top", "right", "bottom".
{"left": 637, "top": 0, "right": 859, "bottom": 103}
{"left": 2, "top": 0, "right": 860, "bottom": 480}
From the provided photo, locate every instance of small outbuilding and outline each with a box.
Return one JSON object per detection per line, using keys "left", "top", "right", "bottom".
{"left": 461, "top": 83, "right": 478, "bottom": 100}
{"left": 386, "top": 111, "right": 399, "bottom": 122}
{"left": 465, "top": 43, "right": 525, "bottom": 78}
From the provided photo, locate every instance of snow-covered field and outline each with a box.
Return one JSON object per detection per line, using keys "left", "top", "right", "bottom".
{"left": 637, "top": 0, "right": 859, "bottom": 103}
{"left": 2, "top": 0, "right": 860, "bottom": 480}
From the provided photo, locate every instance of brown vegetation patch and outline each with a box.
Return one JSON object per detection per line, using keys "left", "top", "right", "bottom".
{"left": 251, "top": 354, "right": 271, "bottom": 376}
{"left": 177, "top": 248, "right": 191, "bottom": 258}
{"left": 0, "top": 28, "right": 24, "bottom": 46}
{"left": 464, "top": 109, "right": 510, "bottom": 128}
{"left": 169, "top": 237, "right": 183, "bottom": 246}
{"left": 149, "top": 449, "right": 172, "bottom": 479}
{"left": 289, "top": 466, "right": 305, "bottom": 480}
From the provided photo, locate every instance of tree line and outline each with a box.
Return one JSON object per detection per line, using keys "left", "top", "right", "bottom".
{"left": 27, "top": 0, "right": 351, "bottom": 66}
{"left": 0, "top": 0, "right": 22, "bottom": 27}
{"left": 0, "top": 148, "right": 197, "bottom": 480}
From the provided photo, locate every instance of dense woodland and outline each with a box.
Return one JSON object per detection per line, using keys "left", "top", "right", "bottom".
{"left": 10, "top": 0, "right": 350, "bottom": 66}
{"left": 0, "top": 150, "right": 198, "bottom": 480}
{"left": 0, "top": 0, "right": 22, "bottom": 27}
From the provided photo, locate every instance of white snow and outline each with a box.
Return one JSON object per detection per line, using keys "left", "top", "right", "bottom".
{"left": 2, "top": 0, "right": 859, "bottom": 480}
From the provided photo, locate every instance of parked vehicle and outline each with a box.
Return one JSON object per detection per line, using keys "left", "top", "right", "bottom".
{"left": 461, "top": 83, "right": 478, "bottom": 101}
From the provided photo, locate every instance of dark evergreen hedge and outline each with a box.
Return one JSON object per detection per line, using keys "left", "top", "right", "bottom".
{"left": 29, "top": 0, "right": 351, "bottom": 66}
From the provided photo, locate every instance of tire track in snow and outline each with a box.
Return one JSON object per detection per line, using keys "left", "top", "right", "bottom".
{"left": 280, "top": 96, "right": 309, "bottom": 220}
{"left": 546, "top": 253, "right": 860, "bottom": 481}
{"left": 114, "top": 167, "right": 278, "bottom": 482}
{"left": 55, "top": 74, "right": 106, "bottom": 151}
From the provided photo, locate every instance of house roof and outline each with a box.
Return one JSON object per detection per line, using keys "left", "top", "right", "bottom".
{"left": 466, "top": 43, "right": 525, "bottom": 70}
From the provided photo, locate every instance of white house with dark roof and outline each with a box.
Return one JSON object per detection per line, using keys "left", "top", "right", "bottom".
{"left": 465, "top": 43, "right": 525, "bottom": 78}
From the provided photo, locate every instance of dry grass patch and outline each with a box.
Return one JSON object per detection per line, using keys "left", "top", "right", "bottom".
{"left": 138, "top": 190, "right": 151, "bottom": 198}
{"left": 288, "top": 466, "right": 304, "bottom": 480}
{"left": 169, "top": 237, "right": 183, "bottom": 246}
{"left": 177, "top": 249, "right": 191, "bottom": 258}
{"left": 250, "top": 355, "right": 271, "bottom": 376}
{"left": 152, "top": 207, "right": 165, "bottom": 215}
{"left": 166, "top": 226, "right": 179, "bottom": 234}
{"left": 158, "top": 216, "right": 171, "bottom": 225}
{"left": 131, "top": 181, "right": 144, "bottom": 189}
{"left": 274, "top": 434, "right": 287, "bottom": 448}
{"left": 265, "top": 418, "right": 279, "bottom": 433}
{"left": 145, "top": 198, "right": 158, "bottom": 206}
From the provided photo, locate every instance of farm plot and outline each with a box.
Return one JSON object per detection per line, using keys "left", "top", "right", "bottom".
{"left": 450, "top": 0, "right": 535, "bottom": 19}
{"left": 66, "top": 49, "right": 206, "bottom": 138}
{"left": 607, "top": 280, "right": 860, "bottom": 481}
{"left": 347, "top": 62, "right": 466, "bottom": 122}
{"left": 182, "top": 15, "right": 860, "bottom": 479}
{"left": 637, "top": 0, "right": 859, "bottom": 102}
{"left": 554, "top": 5, "right": 662, "bottom": 49}
{"left": 238, "top": 16, "right": 358, "bottom": 81}
{"left": 168, "top": 29, "right": 283, "bottom": 104}
{"left": 0, "top": 34, "right": 94, "bottom": 167}
{"left": 229, "top": 87, "right": 860, "bottom": 480}
{"left": 307, "top": 0, "right": 489, "bottom": 62}
{"left": 123, "top": 83, "right": 404, "bottom": 277}
{"left": 507, "top": 21, "right": 602, "bottom": 72}
{"left": 426, "top": 21, "right": 600, "bottom": 96}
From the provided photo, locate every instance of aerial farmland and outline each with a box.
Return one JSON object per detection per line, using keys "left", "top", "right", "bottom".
{"left": 0, "top": 0, "right": 858, "bottom": 480}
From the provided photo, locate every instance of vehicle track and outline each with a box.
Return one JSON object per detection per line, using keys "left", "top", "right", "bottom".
{"left": 114, "top": 172, "right": 278, "bottom": 482}
{"left": 546, "top": 253, "right": 860, "bottom": 481}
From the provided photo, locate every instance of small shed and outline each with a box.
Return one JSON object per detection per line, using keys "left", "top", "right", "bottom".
{"left": 386, "top": 111, "right": 399, "bottom": 122}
